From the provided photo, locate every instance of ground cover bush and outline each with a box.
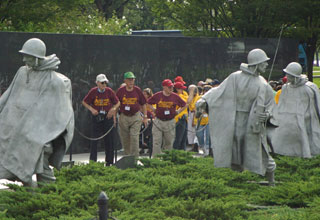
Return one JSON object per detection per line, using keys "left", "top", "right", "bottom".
{"left": 0, "top": 150, "right": 320, "bottom": 219}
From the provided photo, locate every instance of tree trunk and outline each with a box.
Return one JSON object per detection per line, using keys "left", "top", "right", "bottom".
{"left": 306, "top": 33, "right": 318, "bottom": 82}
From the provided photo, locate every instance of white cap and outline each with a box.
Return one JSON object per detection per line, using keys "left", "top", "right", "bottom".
{"left": 96, "top": 74, "right": 109, "bottom": 83}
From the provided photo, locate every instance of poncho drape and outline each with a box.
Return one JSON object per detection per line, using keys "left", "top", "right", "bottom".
{"left": 201, "top": 66, "right": 275, "bottom": 175}
{"left": 0, "top": 55, "right": 74, "bottom": 182}
{"left": 270, "top": 76, "right": 320, "bottom": 158}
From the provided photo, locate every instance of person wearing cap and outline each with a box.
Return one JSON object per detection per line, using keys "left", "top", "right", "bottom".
{"left": 274, "top": 76, "right": 287, "bottom": 104}
{"left": 195, "top": 48, "right": 277, "bottom": 186}
{"left": 116, "top": 72, "right": 148, "bottom": 158}
{"left": 148, "top": 79, "right": 187, "bottom": 157}
{"left": 0, "top": 38, "right": 74, "bottom": 187}
{"left": 172, "top": 81, "right": 189, "bottom": 150}
{"left": 197, "top": 81, "right": 205, "bottom": 88}
{"left": 174, "top": 76, "right": 188, "bottom": 96}
{"left": 174, "top": 76, "right": 186, "bottom": 84}
{"left": 269, "top": 62, "right": 320, "bottom": 158}
{"left": 82, "top": 74, "right": 120, "bottom": 165}
{"left": 204, "top": 78, "right": 213, "bottom": 86}
{"left": 210, "top": 79, "right": 220, "bottom": 87}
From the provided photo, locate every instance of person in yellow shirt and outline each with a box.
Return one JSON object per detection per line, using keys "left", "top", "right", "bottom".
{"left": 173, "top": 82, "right": 189, "bottom": 150}
{"left": 194, "top": 85, "right": 211, "bottom": 156}
{"left": 187, "top": 85, "right": 200, "bottom": 152}
{"left": 274, "top": 89, "right": 281, "bottom": 104}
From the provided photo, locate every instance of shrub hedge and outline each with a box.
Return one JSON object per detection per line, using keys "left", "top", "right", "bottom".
{"left": 1, "top": 150, "right": 320, "bottom": 219}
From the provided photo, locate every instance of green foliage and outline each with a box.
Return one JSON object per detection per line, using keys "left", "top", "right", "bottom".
{"left": 1, "top": 151, "right": 320, "bottom": 219}
{"left": 0, "top": 0, "right": 129, "bottom": 35}
{"left": 0, "top": 209, "right": 15, "bottom": 220}
{"left": 145, "top": 0, "right": 291, "bottom": 38}
{"left": 115, "top": 0, "right": 160, "bottom": 31}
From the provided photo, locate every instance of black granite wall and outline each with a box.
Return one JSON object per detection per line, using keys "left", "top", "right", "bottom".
{"left": 0, "top": 32, "right": 298, "bottom": 153}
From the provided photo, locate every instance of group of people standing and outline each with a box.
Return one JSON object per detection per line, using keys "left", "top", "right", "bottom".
{"left": 82, "top": 72, "right": 218, "bottom": 166}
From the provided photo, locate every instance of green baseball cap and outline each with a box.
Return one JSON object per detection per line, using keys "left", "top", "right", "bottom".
{"left": 124, "top": 71, "right": 136, "bottom": 79}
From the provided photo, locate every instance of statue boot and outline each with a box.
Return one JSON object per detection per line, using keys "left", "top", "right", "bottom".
{"left": 266, "top": 171, "right": 275, "bottom": 187}
{"left": 37, "top": 144, "right": 56, "bottom": 184}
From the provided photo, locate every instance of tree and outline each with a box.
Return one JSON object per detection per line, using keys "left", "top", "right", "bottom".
{"left": 0, "top": 0, "right": 92, "bottom": 29}
{"left": 0, "top": 0, "right": 130, "bottom": 35}
{"left": 146, "top": 0, "right": 294, "bottom": 37}
{"left": 123, "top": 0, "right": 160, "bottom": 30}
{"left": 94, "top": 0, "right": 130, "bottom": 20}
{"left": 146, "top": 0, "right": 320, "bottom": 80}
{"left": 294, "top": 0, "right": 320, "bottom": 81}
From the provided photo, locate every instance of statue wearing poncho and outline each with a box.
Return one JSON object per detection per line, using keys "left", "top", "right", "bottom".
{"left": 0, "top": 38, "right": 74, "bottom": 185}
{"left": 270, "top": 62, "right": 320, "bottom": 158}
{"left": 196, "top": 49, "right": 276, "bottom": 185}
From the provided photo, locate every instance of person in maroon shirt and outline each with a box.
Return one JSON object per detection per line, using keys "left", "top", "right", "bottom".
{"left": 82, "top": 74, "right": 120, "bottom": 166}
{"left": 116, "top": 72, "right": 147, "bottom": 158}
{"left": 148, "top": 79, "right": 187, "bottom": 157}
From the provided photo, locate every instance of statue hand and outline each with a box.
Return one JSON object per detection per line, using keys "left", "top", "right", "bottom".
{"left": 258, "top": 112, "right": 270, "bottom": 122}
{"left": 195, "top": 99, "right": 207, "bottom": 118}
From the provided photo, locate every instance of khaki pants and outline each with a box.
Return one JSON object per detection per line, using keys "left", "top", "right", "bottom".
{"left": 119, "top": 112, "right": 142, "bottom": 157}
{"left": 152, "top": 118, "right": 176, "bottom": 157}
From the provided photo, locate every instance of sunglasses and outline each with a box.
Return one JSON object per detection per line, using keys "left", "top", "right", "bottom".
{"left": 100, "top": 82, "right": 107, "bottom": 85}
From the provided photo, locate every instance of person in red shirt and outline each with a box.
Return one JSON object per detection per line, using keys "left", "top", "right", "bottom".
{"left": 116, "top": 72, "right": 148, "bottom": 158}
{"left": 82, "top": 74, "right": 120, "bottom": 166}
{"left": 148, "top": 79, "right": 187, "bottom": 157}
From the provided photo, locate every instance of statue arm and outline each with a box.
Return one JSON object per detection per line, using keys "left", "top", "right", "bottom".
{"left": 195, "top": 98, "right": 208, "bottom": 118}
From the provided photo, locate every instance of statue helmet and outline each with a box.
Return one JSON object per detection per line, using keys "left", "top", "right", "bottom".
{"left": 247, "top": 49, "right": 270, "bottom": 66}
{"left": 283, "top": 62, "right": 302, "bottom": 77}
{"left": 19, "top": 38, "right": 46, "bottom": 59}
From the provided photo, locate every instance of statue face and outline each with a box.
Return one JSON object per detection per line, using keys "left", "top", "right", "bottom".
{"left": 257, "top": 61, "right": 268, "bottom": 73}
{"left": 22, "top": 54, "right": 37, "bottom": 68}
{"left": 286, "top": 74, "right": 296, "bottom": 84}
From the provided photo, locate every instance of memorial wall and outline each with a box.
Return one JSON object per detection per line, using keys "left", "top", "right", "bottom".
{"left": 0, "top": 32, "right": 298, "bottom": 153}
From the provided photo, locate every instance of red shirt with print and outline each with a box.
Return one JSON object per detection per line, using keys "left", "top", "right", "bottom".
{"left": 116, "top": 86, "right": 147, "bottom": 116}
{"left": 147, "top": 91, "right": 186, "bottom": 120}
{"left": 83, "top": 87, "right": 119, "bottom": 112}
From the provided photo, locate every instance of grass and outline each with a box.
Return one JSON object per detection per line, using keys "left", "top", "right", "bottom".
{"left": 313, "top": 78, "right": 320, "bottom": 88}
{"left": 313, "top": 65, "right": 320, "bottom": 88}
{"left": 313, "top": 65, "right": 320, "bottom": 73}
